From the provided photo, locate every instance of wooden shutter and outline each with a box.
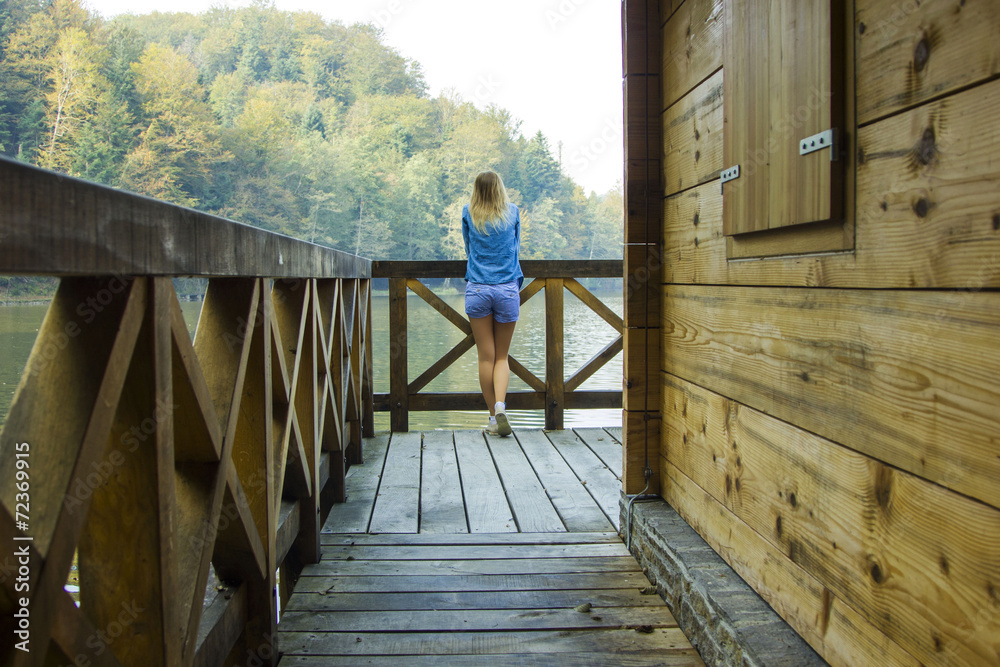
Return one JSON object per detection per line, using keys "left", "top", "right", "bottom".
{"left": 723, "top": 0, "right": 845, "bottom": 236}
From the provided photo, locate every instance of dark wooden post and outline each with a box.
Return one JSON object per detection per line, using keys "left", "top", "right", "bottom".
{"left": 388, "top": 277, "right": 409, "bottom": 432}
{"left": 545, "top": 279, "right": 564, "bottom": 430}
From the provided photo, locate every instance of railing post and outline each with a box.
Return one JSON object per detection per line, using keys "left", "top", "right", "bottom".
{"left": 545, "top": 278, "right": 565, "bottom": 430}
{"left": 389, "top": 277, "right": 409, "bottom": 432}
{"left": 361, "top": 279, "right": 375, "bottom": 438}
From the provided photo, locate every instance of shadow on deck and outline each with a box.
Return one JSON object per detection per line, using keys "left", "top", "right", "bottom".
{"left": 276, "top": 428, "right": 704, "bottom": 665}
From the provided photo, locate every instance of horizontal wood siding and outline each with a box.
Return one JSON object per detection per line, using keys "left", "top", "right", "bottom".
{"left": 653, "top": 0, "right": 1000, "bottom": 665}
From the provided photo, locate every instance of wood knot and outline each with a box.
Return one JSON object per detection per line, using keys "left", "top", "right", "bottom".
{"left": 694, "top": 237, "right": 699, "bottom": 247}
{"left": 870, "top": 561, "right": 884, "bottom": 584}
{"left": 858, "top": 21, "right": 866, "bottom": 34}
{"left": 775, "top": 515, "right": 782, "bottom": 537}
{"left": 915, "top": 127, "right": 938, "bottom": 167}
{"left": 789, "top": 492, "right": 798, "bottom": 508}
{"left": 693, "top": 212, "right": 700, "bottom": 227}
{"left": 939, "top": 554, "right": 950, "bottom": 576}
{"left": 880, "top": 201, "right": 888, "bottom": 212}
{"left": 914, "top": 38, "right": 930, "bottom": 72}
{"left": 874, "top": 465, "right": 894, "bottom": 510}
{"left": 725, "top": 474, "right": 732, "bottom": 495}
{"left": 993, "top": 214, "right": 999, "bottom": 231}
{"left": 857, "top": 147, "right": 866, "bottom": 164}
{"left": 914, "top": 198, "right": 930, "bottom": 218}
{"left": 694, "top": 150, "right": 701, "bottom": 162}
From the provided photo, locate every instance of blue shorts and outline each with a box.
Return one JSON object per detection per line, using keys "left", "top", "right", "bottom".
{"left": 465, "top": 281, "right": 520, "bottom": 323}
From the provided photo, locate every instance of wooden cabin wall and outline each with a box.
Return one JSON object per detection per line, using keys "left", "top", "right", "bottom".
{"left": 635, "top": 0, "right": 1000, "bottom": 665}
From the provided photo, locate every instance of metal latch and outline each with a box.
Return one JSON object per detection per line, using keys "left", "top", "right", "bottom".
{"left": 799, "top": 129, "right": 838, "bottom": 160}
{"left": 720, "top": 165, "right": 740, "bottom": 194}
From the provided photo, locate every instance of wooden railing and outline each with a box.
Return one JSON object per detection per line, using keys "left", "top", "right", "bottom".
{"left": 0, "top": 158, "right": 373, "bottom": 666}
{"left": 372, "top": 260, "right": 623, "bottom": 431}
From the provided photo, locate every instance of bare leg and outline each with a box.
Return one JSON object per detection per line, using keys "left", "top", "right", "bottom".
{"left": 469, "top": 315, "right": 497, "bottom": 414}
{"left": 492, "top": 320, "right": 516, "bottom": 406}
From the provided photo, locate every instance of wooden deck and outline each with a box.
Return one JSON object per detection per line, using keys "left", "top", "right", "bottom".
{"left": 277, "top": 428, "right": 704, "bottom": 665}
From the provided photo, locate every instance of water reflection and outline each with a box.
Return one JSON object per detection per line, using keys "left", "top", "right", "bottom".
{"left": 0, "top": 286, "right": 623, "bottom": 431}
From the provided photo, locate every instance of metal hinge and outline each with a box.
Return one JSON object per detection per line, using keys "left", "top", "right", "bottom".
{"left": 720, "top": 165, "right": 740, "bottom": 194}
{"left": 799, "top": 128, "right": 838, "bottom": 160}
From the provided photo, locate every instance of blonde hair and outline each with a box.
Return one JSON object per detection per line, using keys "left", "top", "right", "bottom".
{"left": 469, "top": 171, "right": 511, "bottom": 234}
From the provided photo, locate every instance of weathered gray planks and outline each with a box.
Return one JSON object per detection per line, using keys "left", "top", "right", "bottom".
{"left": 451, "top": 429, "right": 516, "bottom": 533}
{"left": 279, "top": 654, "right": 703, "bottom": 666}
{"left": 295, "top": 572, "right": 651, "bottom": 594}
{"left": 320, "top": 532, "right": 621, "bottom": 546}
{"left": 545, "top": 430, "right": 623, "bottom": 525}
{"left": 319, "top": 543, "right": 631, "bottom": 561}
{"left": 574, "top": 428, "right": 623, "bottom": 478}
{"left": 279, "top": 628, "right": 696, "bottom": 657}
{"left": 368, "top": 432, "right": 421, "bottom": 533}
{"left": 278, "top": 605, "right": 679, "bottom": 632}
{"left": 515, "top": 430, "right": 614, "bottom": 532}
{"left": 321, "top": 433, "right": 390, "bottom": 534}
{"left": 299, "top": 556, "right": 642, "bottom": 577}
{"left": 419, "top": 431, "right": 468, "bottom": 533}
{"left": 284, "top": 588, "right": 667, "bottom": 613}
{"left": 486, "top": 436, "right": 566, "bottom": 533}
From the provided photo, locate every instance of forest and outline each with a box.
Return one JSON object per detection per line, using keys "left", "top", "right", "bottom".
{"left": 0, "top": 0, "right": 624, "bottom": 272}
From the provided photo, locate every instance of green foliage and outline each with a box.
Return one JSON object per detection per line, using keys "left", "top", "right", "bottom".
{"left": 0, "top": 2, "right": 623, "bottom": 260}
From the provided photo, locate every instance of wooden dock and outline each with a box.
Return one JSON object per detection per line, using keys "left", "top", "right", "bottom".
{"left": 277, "top": 428, "right": 703, "bottom": 665}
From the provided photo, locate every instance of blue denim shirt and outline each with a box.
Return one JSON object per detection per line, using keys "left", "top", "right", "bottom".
{"left": 462, "top": 203, "right": 523, "bottom": 287}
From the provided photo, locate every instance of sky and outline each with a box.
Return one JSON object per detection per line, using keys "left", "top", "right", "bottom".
{"left": 81, "top": 0, "right": 626, "bottom": 195}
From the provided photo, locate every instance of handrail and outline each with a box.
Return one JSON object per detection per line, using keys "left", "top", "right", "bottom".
{"left": 371, "top": 260, "right": 623, "bottom": 431}
{"left": 0, "top": 158, "right": 373, "bottom": 666}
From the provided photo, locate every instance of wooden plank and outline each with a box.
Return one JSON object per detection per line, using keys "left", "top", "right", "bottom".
{"left": 296, "top": 571, "right": 651, "bottom": 594}
{"left": 664, "top": 461, "right": 923, "bottom": 667}
{"left": 0, "top": 157, "right": 370, "bottom": 279}
{"left": 573, "top": 428, "right": 623, "bottom": 479}
{"left": 276, "top": 501, "right": 301, "bottom": 566}
{"left": 368, "top": 433, "right": 421, "bottom": 534}
{"left": 318, "top": 543, "right": 631, "bottom": 561}
{"left": 565, "top": 336, "right": 623, "bottom": 394}
{"left": 857, "top": 0, "right": 1000, "bottom": 125}
{"left": 278, "top": 606, "right": 678, "bottom": 633}
{"left": 322, "top": 433, "right": 390, "bottom": 534}
{"left": 419, "top": 431, "right": 468, "bottom": 534}
{"left": 662, "top": 284, "right": 1000, "bottom": 509}
{"left": 664, "top": 78, "right": 1000, "bottom": 288}
{"left": 408, "top": 334, "right": 476, "bottom": 394}
{"left": 194, "top": 583, "right": 246, "bottom": 667}
{"left": 406, "top": 278, "right": 472, "bottom": 334}
{"left": 279, "top": 654, "right": 702, "bottom": 667}
{"left": 663, "top": 69, "right": 723, "bottom": 198}
{"left": 278, "top": 628, "right": 694, "bottom": 657}
{"left": 661, "top": 0, "right": 724, "bottom": 110}
{"left": 564, "top": 278, "right": 624, "bottom": 331}
{"left": 285, "top": 587, "right": 667, "bottom": 613}
{"left": 545, "top": 430, "right": 622, "bottom": 526}
{"left": 299, "top": 556, "right": 641, "bottom": 577}
{"left": 388, "top": 278, "right": 408, "bottom": 433}
{"left": 487, "top": 435, "right": 566, "bottom": 532}
{"left": 604, "top": 426, "right": 623, "bottom": 444}
{"left": 515, "top": 430, "right": 615, "bottom": 533}
{"left": 624, "top": 244, "right": 662, "bottom": 329}
{"left": 545, "top": 278, "right": 565, "bottom": 430}
{"left": 371, "top": 260, "right": 622, "bottom": 279}
{"left": 664, "top": 373, "right": 1000, "bottom": 665}
{"left": 623, "top": 409, "right": 660, "bottom": 496}
{"left": 321, "top": 531, "right": 622, "bottom": 546}
{"left": 623, "top": 0, "right": 662, "bottom": 77}
{"left": 452, "top": 430, "right": 517, "bottom": 533}
{"left": 624, "top": 323, "right": 660, "bottom": 412}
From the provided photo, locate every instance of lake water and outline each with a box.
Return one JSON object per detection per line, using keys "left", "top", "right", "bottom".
{"left": 0, "top": 285, "right": 624, "bottom": 431}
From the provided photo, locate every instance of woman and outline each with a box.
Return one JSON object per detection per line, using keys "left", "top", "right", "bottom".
{"left": 462, "top": 171, "right": 523, "bottom": 437}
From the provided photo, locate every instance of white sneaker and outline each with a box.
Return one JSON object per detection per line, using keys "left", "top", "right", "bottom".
{"left": 494, "top": 403, "right": 512, "bottom": 437}
{"left": 485, "top": 420, "right": 499, "bottom": 436}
